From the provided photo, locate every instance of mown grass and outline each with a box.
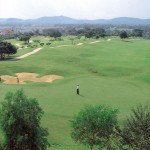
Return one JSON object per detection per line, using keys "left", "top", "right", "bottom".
{"left": 0, "top": 37, "right": 150, "bottom": 150}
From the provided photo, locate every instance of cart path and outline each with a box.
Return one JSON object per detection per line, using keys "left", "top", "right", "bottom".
{"left": 16, "top": 48, "right": 42, "bottom": 59}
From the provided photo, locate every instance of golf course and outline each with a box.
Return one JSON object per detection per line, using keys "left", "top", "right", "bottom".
{"left": 0, "top": 36, "right": 150, "bottom": 150}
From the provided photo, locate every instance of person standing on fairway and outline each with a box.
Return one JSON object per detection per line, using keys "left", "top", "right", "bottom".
{"left": 77, "top": 85, "right": 80, "bottom": 95}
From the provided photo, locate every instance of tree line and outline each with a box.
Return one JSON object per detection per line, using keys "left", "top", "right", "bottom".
{"left": 0, "top": 89, "right": 149, "bottom": 150}
{"left": 1, "top": 24, "right": 149, "bottom": 41}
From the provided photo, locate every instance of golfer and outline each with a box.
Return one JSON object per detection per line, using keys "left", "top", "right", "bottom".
{"left": 76, "top": 85, "right": 80, "bottom": 95}
{"left": 17, "top": 77, "right": 19, "bottom": 84}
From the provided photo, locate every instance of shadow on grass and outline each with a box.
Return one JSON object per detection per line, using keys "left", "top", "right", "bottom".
{"left": 77, "top": 94, "right": 84, "bottom": 97}
{"left": 0, "top": 58, "right": 21, "bottom": 61}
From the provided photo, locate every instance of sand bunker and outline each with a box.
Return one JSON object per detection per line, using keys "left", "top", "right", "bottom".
{"left": 77, "top": 43, "right": 83, "bottom": 46}
{"left": 16, "top": 43, "right": 21, "bottom": 47}
{"left": 49, "top": 45, "right": 71, "bottom": 48}
{"left": 107, "top": 39, "right": 111, "bottom": 41}
{"left": 50, "top": 43, "right": 83, "bottom": 48}
{"left": 89, "top": 41, "right": 101, "bottom": 44}
{"left": 1, "top": 72, "right": 63, "bottom": 84}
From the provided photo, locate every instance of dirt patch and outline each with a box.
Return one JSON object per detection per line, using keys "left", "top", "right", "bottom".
{"left": 1, "top": 72, "right": 63, "bottom": 84}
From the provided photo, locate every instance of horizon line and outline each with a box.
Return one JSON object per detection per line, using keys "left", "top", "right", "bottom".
{"left": 0, "top": 15, "right": 150, "bottom": 20}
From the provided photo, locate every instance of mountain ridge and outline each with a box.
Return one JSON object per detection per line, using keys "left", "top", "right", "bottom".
{"left": 0, "top": 16, "right": 150, "bottom": 25}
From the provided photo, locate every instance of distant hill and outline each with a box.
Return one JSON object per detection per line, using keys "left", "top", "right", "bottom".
{"left": 0, "top": 16, "right": 150, "bottom": 25}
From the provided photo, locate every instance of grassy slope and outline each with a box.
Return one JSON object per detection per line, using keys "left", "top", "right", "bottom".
{"left": 0, "top": 37, "right": 150, "bottom": 149}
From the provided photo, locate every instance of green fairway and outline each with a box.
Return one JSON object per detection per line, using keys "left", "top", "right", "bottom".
{"left": 0, "top": 37, "right": 150, "bottom": 150}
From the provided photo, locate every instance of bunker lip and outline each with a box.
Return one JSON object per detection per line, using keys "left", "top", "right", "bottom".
{"left": 1, "top": 72, "right": 63, "bottom": 84}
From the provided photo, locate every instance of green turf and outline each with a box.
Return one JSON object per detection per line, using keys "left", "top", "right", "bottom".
{"left": 0, "top": 37, "right": 150, "bottom": 150}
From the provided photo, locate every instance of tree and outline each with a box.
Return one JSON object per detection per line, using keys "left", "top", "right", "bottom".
{"left": 69, "top": 37, "right": 75, "bottom": 45}
{"left": 70, "top": 105, "right": 118, "bottom": 150}
{"left": 85, "top": 31, "right": 93, "bottom": 39}
{"left": 49, "top": 30, "right": 62, "bottom": 40}
{"left": 119, "top": 31, "right": 128, "bottom": 39}
{"left": 19, "top": 35, "right": 31, "bottom": 43}
{"left": 34, "top": 29, "right": 40, "bottom": 36}
{"left": 92, "top": 28, "right": 106, "bottom": 38}
{"left": 132, "top": 29, "right": 143, "bottom": 37}
{"left": 0, "top": 89, "right": 50, "bottom": 150}
{"left": 0, "top": 41, "right": 17, "bottom": 60}
{"left": 116, "top": 104, "right": 150, "bottom": 150}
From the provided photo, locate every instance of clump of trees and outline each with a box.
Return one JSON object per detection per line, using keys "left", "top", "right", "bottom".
{"left": 0, "top": 89, "right": 50, "bottom": 150}
{"left": 132, "top": 29, "right": 143, "bottom": 37}
{"left": 84, "top": 27, "right": 106, "bottom": 39}
{"left": 42, "top": 29, "right": 62, "bottom": 39}
{"left": 71, "top": 104, "right": 150, "bottom": 150}
{"left": 0, "top": 41, "right": 17, "bottom": 60}
{"left": 50, "top": 30, "right": 62, "bottom": 40}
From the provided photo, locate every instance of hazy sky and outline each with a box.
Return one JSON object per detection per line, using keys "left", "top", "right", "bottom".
{"left": 0, "top": 0, "right": 150, "bottom": 19}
